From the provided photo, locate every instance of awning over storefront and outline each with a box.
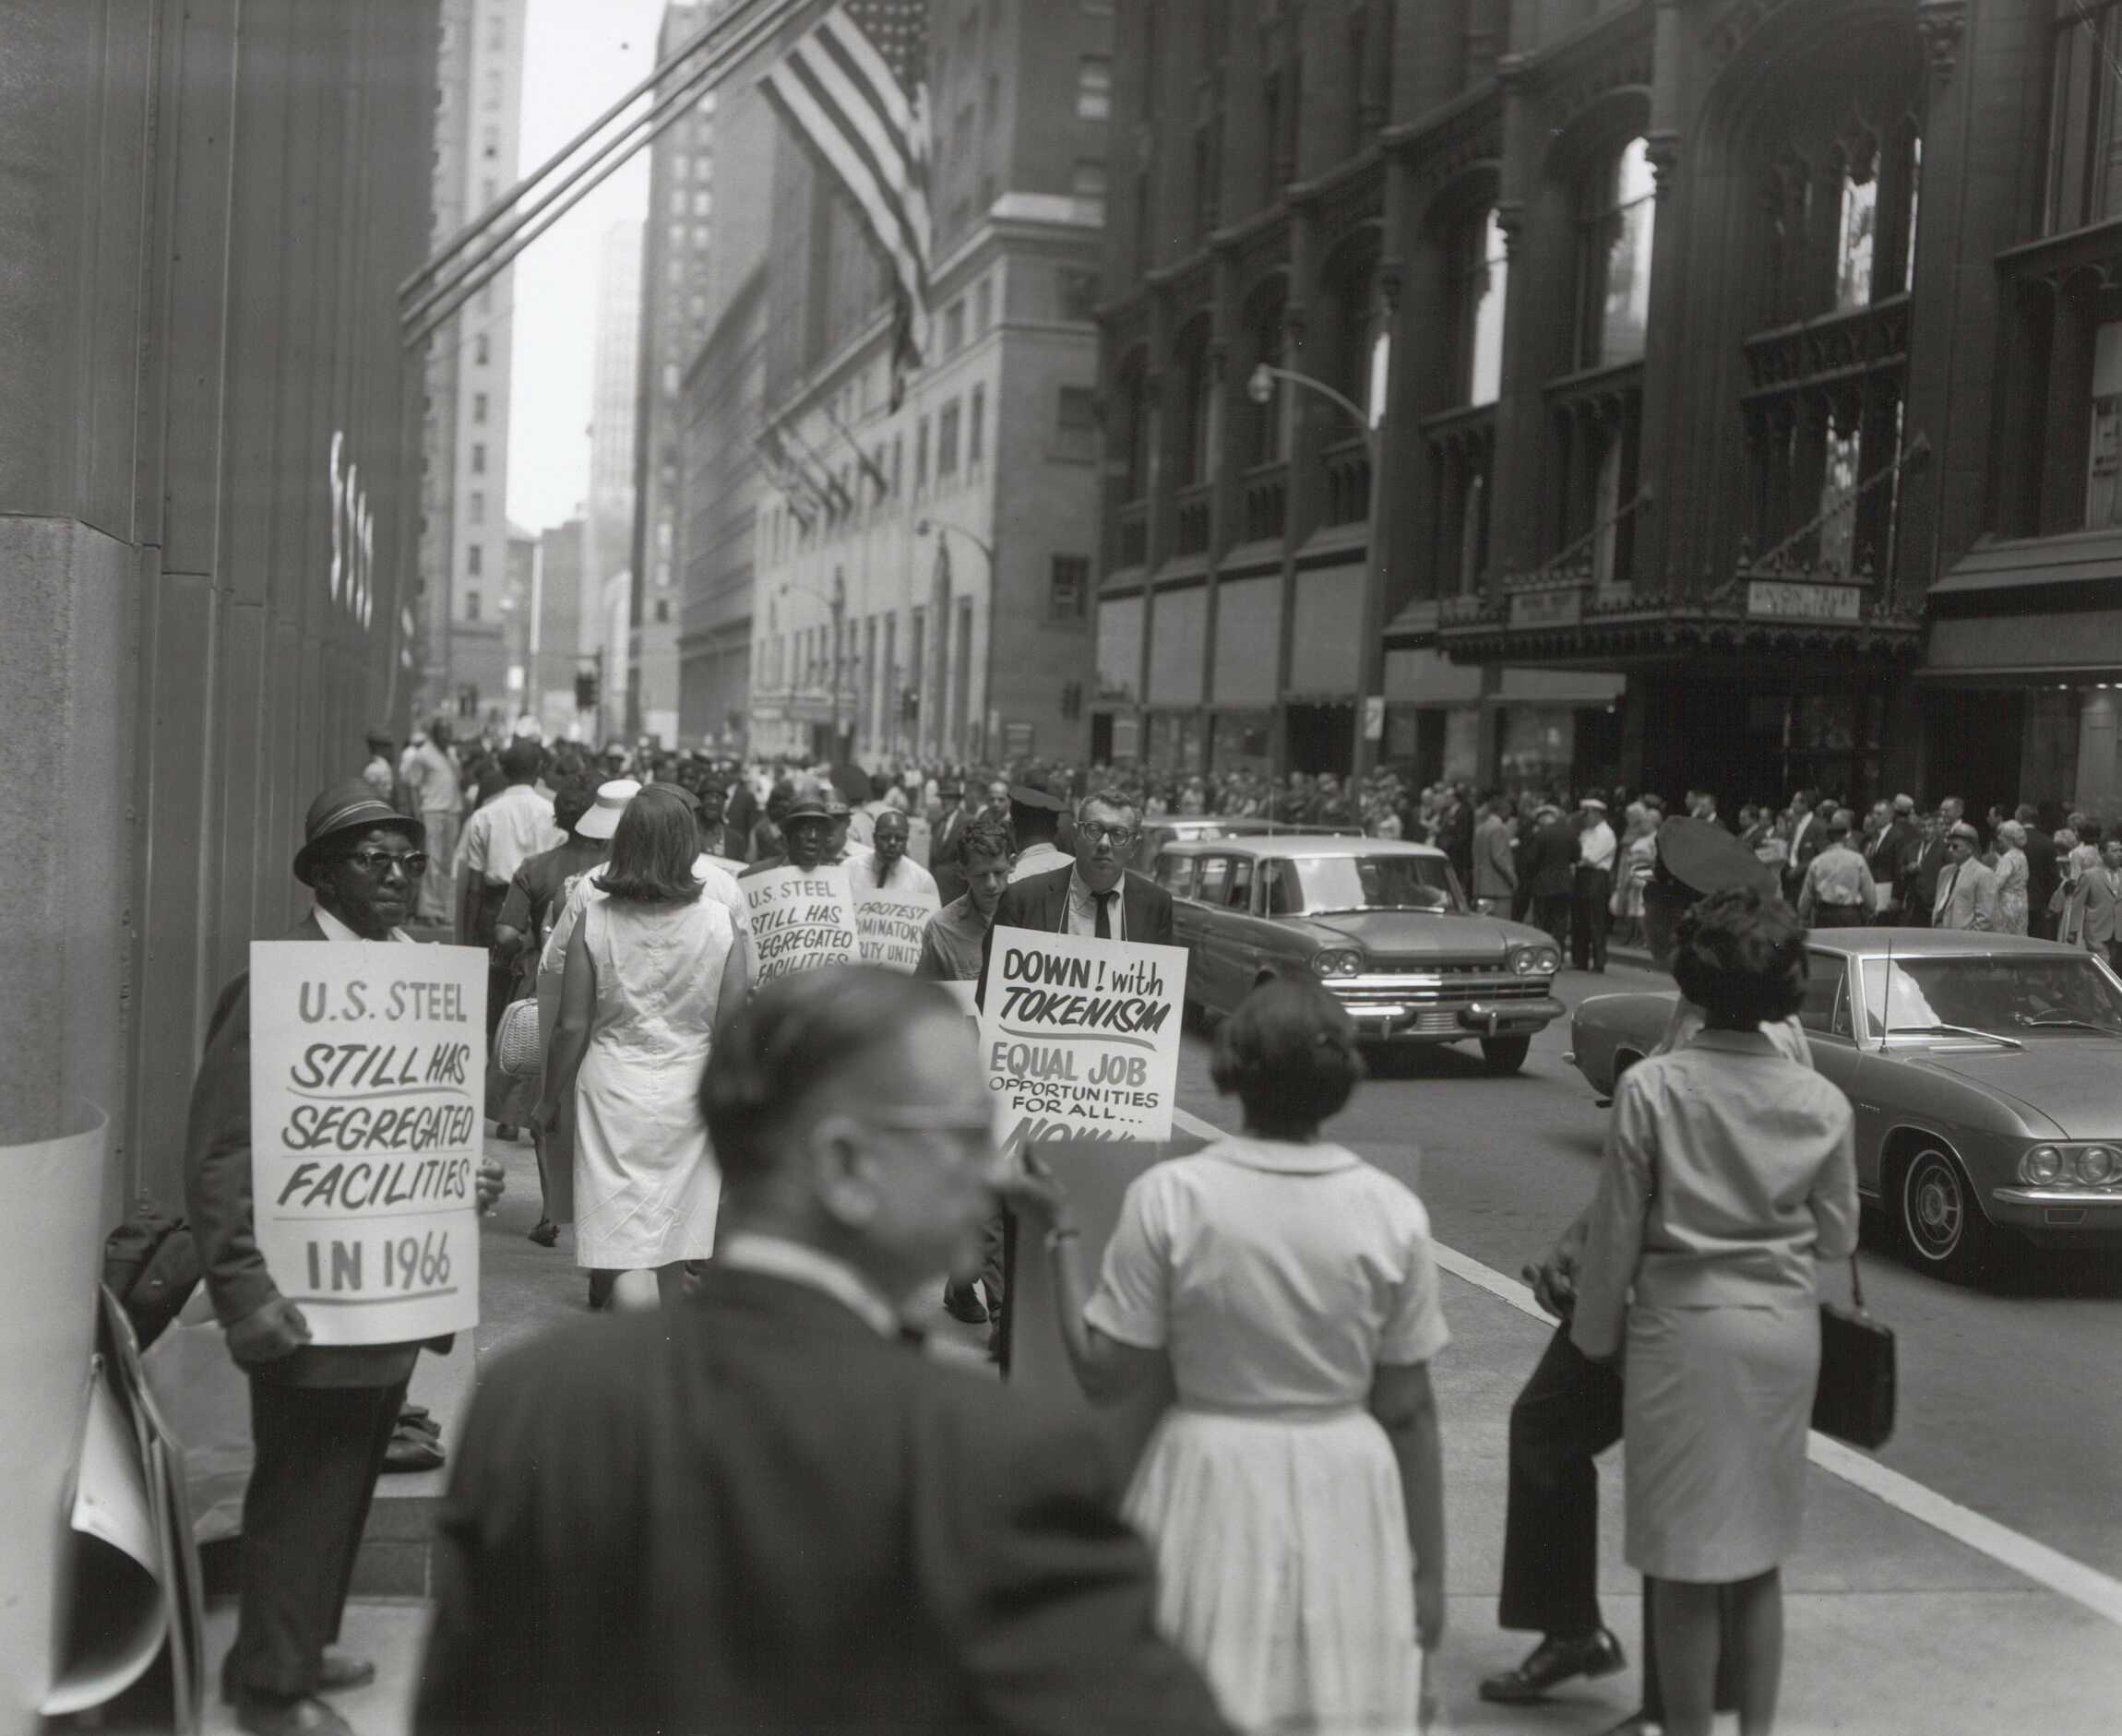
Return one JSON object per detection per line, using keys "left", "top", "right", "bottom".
{"left": 1928, "top": 527, "right": 2122, "bottom": 598}
{"left": 1922, "top": 529, "right": 2122, "bottom": 681}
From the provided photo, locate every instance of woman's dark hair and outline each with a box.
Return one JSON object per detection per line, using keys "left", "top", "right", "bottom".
{"left": 1671, "top": 886, "right": 1806, "bottom": 1027}
{"left": 958, "top": 813, "right": 1014, "bottom": 866}
{"left": 1210, "top": 975, "right": 1365, "bottom": 1137}
{"left": 551, "top": 775, "right": 598, "bottom": 836}
{"left": 593, "top": 785, "right": 704, "bottom": 904}
{"left": 703, "top": 967, "right": 960, "bottom": 1189}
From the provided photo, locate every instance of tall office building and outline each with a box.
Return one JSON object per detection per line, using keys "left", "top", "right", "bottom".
{"left": 418, "top": 0, "right": 530, "bottom": 731}
{"left": 627, "top": 0, "right": 734, "bottom": 746}
{"left": 588, "top": 218, "right": 643, "bottom": 698}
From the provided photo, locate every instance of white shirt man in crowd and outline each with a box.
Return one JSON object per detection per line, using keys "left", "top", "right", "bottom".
{"left": 1572, "top": 798, "right": 1618, "bottom": 973}
{"left": 1796, "top": 811, "right": 1878, "bottom": 928}
{"left": 864, "top": 810, "right": 939, "bottom": 901}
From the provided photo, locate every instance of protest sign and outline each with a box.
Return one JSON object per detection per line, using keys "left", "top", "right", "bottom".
{"left": 247, "top": 941, "right": 484, "bottom": 1345}
{"left": 853, "top": 877, "right": 942, "bottom": 972}
{"left": 977, "top": 926, "right": 1188, "bottom": 1144}
{"left": 743, "top": 863, "right": 861, "bottom": 982}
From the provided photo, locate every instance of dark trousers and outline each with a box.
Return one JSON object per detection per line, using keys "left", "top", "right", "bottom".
{"left": 1571, "top": 869, "right": 1612, "bottom": 969}
{"left": 1532, "top": 891, "right": 1572, "bottom": 953}
{"left": 1810, "top": 905, "right": 1866, "bottom": 929}
{"left": 230, "top": 1377, "right": 406, "bottom": 1699}
{"left": 1500, "top": 1324, "right": 1734, "bottom": 1719}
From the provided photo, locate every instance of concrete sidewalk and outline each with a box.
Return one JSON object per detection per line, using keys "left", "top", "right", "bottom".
{"left": 189, "top": 1129, "right": 2120, "bottom": 1736}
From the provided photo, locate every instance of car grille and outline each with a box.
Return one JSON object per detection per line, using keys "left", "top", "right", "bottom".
{"left": 1358, "top": 970, "right": 1552, "bottom": 1003}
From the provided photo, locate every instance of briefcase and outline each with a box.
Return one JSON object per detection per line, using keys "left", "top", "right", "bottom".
{"left": 1812, "top": 1255, "right": 1895, "bottom": 1449}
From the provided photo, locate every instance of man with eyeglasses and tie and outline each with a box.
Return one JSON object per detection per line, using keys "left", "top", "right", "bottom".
{"left": 979, "top": 789, "right": 1176, "bottom": 993}
{"left": 185, "top": 781, "right": 504, "bottom": 1736}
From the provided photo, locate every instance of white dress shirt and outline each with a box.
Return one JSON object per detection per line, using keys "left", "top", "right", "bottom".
{"left": 1579, "top": 821, "right": 1618, "bottom": 874}
{"left": 313, "top": 904, "right": 412, "bottom": 945}
{"left": 455, "top": 783, "right": 564, "bottom": 886}
{"left": 1007, "top": 840, "right": 1071, "bottom": 884}
{"left": 1064, "top": 869, "right": 1126, "bottom": 941}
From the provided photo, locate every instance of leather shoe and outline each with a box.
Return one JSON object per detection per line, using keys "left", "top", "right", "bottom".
{"left": 1478, "top": 1628, "right": 1626, "bottom": 1704}
{"left": 233, "top": 1693, "right": 355, "bottom": 1735}
{"left": 1598, "top": 1716, "right": 1663, "bottom": 1736}
{"left": 316, "top": 1647, "right": 377, "bottom": 1693}
{"left": 942, "top": 1279, "right": 988, "bottom": 1325}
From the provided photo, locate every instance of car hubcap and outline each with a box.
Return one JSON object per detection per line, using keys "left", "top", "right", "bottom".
{"left": 1906, "top": 1154, "right": 1962, "bottom": 1259}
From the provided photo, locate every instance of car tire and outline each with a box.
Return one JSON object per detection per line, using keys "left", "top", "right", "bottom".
{"left": 1895, "top": 1143, "right": 2000, "bottom": 1283}
{"left": 1480, "top": 1035, "right": 1532, "bottom": 1075}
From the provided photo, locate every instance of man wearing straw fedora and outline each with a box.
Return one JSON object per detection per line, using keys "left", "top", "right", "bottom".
{"left": 185, "top": 780, "right": 500, "bottom": 1736}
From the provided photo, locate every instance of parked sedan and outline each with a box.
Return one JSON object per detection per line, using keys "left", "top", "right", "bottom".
{"left": 1155, "top": 837, "right": 1564, "bottom": 1073}
{"left": 1129, "top": 813, "right": 1360, "bottom": 874}
{"left": 1568, "top": 928, "right": 2122, "bottom": 1279}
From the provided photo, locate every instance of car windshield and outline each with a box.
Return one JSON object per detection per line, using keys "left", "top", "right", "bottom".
{"left": 1283, "top": 854, "right": 1461, "bottom": 914}
{"left": 1859, "top": 954, "right": 2122, "bottom": 1039}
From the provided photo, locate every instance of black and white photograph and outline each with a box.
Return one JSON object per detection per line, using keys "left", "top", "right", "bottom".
{"left": 6, "top": 2, "right": 2122, "bottom": 1732}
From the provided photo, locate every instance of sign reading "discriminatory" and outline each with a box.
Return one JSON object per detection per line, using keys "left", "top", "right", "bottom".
{"left": 854, "top": 879, "right": 942, "bottom": 973}
{"left": 744, "top": 864, "right": 862, "bottom": 982}
{"left": 247, "top": 941, "right": 485, "bottom": 1345}
{"left": 978, "top": 926, "right": 1188, "bottom": 1144}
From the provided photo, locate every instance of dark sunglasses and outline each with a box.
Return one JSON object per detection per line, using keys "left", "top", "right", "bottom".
{"left": 340, "top": 848, "right": 431, "bottom": 878}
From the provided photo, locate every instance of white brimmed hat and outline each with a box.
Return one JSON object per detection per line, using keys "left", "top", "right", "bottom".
{"left": 575, "top": 779, "right": 640, "bottom": 840}
{"left": 1580, "top": 796, "right": 1608, "bottom": 813}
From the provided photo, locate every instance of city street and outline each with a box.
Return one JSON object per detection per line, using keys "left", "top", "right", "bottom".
{"left": 1174, "top": 961, "right": 2122, "bottom": 1588}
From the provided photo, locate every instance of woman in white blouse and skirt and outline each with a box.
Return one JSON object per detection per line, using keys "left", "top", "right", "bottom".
{"left": 1005, "top": 977, "right": 1448, "bottom": 1734}
{"left": 1571, "top": 887, "right": 1859, "bottom": 1736}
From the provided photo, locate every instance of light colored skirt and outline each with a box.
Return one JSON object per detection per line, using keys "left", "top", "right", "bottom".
{"left": 1126, "top": 1406, "right": 1421, "bottom": 1736}
{"left": 572, "top": 1040, "right": 720, "bottom": 1269}
{"left": 1624, "top": 1302, "right": 1818, "bottom": 1583}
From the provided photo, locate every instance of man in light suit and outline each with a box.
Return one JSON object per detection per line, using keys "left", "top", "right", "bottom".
{"left": 417, "top": 969, "right": 1230, "bottom": 1736}
{"left": 978, "top": 788, "right": 1176, "bottom": 998}
{"left": 2077, "top": 839, "right": 2122, "bottom": 964}
{"left": 1933, "top": 821, "right": 1998, "bottom": 931}
{"left": 1472, "top": 792, "right": 1519, "bottom": 915}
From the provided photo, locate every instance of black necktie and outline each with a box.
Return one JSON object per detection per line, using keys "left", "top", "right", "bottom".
{"left": 1094, "top": 891, "right": 1115, "bottom": 940}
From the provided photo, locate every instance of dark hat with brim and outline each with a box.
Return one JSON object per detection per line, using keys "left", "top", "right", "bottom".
{"left": 293, "top": 780, "right": 424, "bottom": 881}
{"left": 1652, "top": 816, "right": 1777, "bottom": 902}
{"left": 783, "top": 794, "right": 836, "bottom": 825}
{"left": 1008, "top": 782, "right": 1069, "bottom": 814}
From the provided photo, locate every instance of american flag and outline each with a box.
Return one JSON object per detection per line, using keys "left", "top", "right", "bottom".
{"left": 761, "top": 1, "right": 933, "bottom": 401}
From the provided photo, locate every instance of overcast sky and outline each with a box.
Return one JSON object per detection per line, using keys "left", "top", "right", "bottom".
{"left": 504, "top": 0, "right": 669, "bottom": 533}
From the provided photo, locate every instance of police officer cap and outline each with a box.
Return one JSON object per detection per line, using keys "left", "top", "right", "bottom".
{"left": 1653, "top": 817, "right": 1778, "bottom": 900}
{"left": 1007, "top": 781, "right": 1069, "bottom": 814}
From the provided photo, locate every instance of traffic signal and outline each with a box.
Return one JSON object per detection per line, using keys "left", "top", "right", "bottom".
{"left": 575, "top": 668, "right": 598, "bottom": 710}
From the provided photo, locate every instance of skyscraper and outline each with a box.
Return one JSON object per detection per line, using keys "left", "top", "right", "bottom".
{"left": 418, "top": 0, "right": 530, "bottom": 731}
{"left": 627, "top": 0, "right": 733, "bottom": 746}
{"left": 588, "top": 218, "right": 643, "bottom": 705}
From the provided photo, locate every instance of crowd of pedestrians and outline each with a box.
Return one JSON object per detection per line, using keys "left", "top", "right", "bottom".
{"left": 186, "top": 718, "right": 2089, "bottom": 1736}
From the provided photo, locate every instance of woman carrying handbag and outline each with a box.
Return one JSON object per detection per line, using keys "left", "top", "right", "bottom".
{"left": 1569, "top": 888, "right": 1861, "bottom": 1736}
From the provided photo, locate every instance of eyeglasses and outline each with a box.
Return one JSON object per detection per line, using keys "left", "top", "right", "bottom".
{"left": 862, "top": 1108, "right": 999, "bottom": 1165}
{"left": 341, "top": 849, "right": 431, "bottom": 878}
{"left": 1079, "top": 823, "right": 1137, "bottom": 848}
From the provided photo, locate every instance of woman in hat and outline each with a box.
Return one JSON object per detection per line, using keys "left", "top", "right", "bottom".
{"left": 536, "top": 786, "right": 747, "bottom": 1310}
{"left": 1570, "top": 888, "right": 1858, "bottom": 1736}
{"left": 1004, "top": 977, "right": 1449, "bottom": 1734}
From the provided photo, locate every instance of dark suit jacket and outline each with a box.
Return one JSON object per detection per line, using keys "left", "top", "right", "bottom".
{"left": 183, "top": 911, "right": 443, "bottom": 1388}
{"left": 974, "top": 865, "right": 1176, "bottom": 1008}
{"left": 1907, "top": 837, "right": 1950, "bottom": 910}
{"left": 2024, "top": 827, "right": 2060, "bottom": 913}
{"left": 1521, "top": 821, "right": 1580, "bottom": 898}
{"left": 415, "top": 1267, "right": 1230, "bottom": 1736}
{"left": 931, "top": 804, "right": 971, "bottom": 907}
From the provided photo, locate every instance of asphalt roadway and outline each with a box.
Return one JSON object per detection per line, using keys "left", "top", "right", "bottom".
{"left": 1171, "top": 957, "right": 2122, "bottom": 1587}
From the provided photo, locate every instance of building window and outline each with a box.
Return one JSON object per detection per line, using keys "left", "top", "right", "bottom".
{"left": 1261, "top": 70, "right": 1282, "bottom": 200}
{"left": 654, "top": 598, "right": 671, "bottom": 624}
{"left": 1453, "top": 208, "right": 1508, "bottom": 408}
{"left": 1049, "top": 555, "right": 1090, "bottom": 621}
{"left": 916, "top": 417, "right": 931, "bottom": 488}
{"left": 474, "top": 334, "right": 490, "bottom": 365}
{"left": 472, "top": 391, "right": 488, "bottom": 423}
{"left": 471, "top": 443, "right": 486, "bottom": 474}
{"left": 1078, "top": 56, "right": 1112, "bottom": 121}
{"left": 1055, "top": 385, "right": 1097, "bottom": 460}
{"left": 891, "top": 435, "right": 903, "bottom": 495}
{"left": 986, "top": 72, "right": 1000, "bottom": 132}
{"left": 1056, "top": 265, "right": 1099, "bottom": 322}
{"left": 945, "top": 299, "right": 966, "bottom": 355}
{"left": 1140, "top": 3, "right": 1159, "bottom": 119}
{"left": 1116, "top": 356, "right": 1152, "bottom": 499}
{"left": 1245, "top": 291, "right": 1286, "bottom": 465}
{"left": 662, "top": 363, "right": 679, "bottom": 395}
{"left": 937, "top": 401, "right": 960, "bottom": 476}
{"left": 469, "top": 490, "right": 484, "bottom": 524}
{"left": 467, "top": 544, "right": 483, "bottom": 576}
{"left": 1193, "top": 121, "right": 1219, "bottom": 237}
{"left": 1071, "top": 161, "right": 1108, "bottom": 226}
{"left": 1176, "top": 326, "right": 1215, "bottom": 487}
{"left": 969, "top": 385, "right": 985, "bottom": 465}
{"left": 1578, "top": 137, "right": 1657, "bottom": 369}
{"left": 2089, "top": 321, "right": 2122, "bottom": 529}
{"left": 2049, "top": 0, "right": 2122, "bottom": 233}
{"left": 694, "top": 189, "right": 711, "bottom": 216}
{"left": 482, "top": 125, "right": 499, "bottom": 161}
{"left": 974, "top": 276, "right": 993, "bottom": 334}
{"left": 466, "top": 590, "right": 482, "bottom": 621}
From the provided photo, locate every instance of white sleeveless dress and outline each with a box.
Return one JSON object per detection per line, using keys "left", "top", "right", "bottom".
{"left": 571, "top": 893, "right": 733, "bottom": 1270}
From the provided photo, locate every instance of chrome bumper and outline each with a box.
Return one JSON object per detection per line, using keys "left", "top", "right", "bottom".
{"left": 1324, "top": 986, "right": 1565, "bottom": 1040}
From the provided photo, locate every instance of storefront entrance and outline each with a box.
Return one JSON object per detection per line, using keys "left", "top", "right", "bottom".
{"left": 1640, "top": 677, "right": 1894, "bottom": 810}
{"left": 1285, "top": 702, "right": 1355, "bottom": 776}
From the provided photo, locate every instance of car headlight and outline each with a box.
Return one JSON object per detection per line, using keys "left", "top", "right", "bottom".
{"left": 1510, "top": 945, "right": 1559, "bottom": 975}
{"left": 2021, "top": 1145, "right": 2064, "bottom": 1184}
{"left": 1311, "top": 949, "right": 1363, "bottom": 979}
{"left": 2076, "top": 1145, "right": 2116, "bottom": 1185}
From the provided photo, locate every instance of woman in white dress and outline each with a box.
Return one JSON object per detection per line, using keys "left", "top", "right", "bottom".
{"left": 536, "top": 786, "right": 747, "bottom": 1310}
{"left": 1005, "top": 977, "right": 1448, "bottom": 1735}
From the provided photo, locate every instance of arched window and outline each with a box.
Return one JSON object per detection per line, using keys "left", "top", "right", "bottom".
{"left": 1175, "top": 323, "right": 1217, "bottom": 487}
{"left": 1116, "top": 354, "right": 1152, "bottom": 501}
{"left": 1245, "top": 290, "right": 1287, "bottom": 465}
{"left": 1577, "top": 137, "right": 1656, "bottom": 369}
{"left": 1453, "top": 208, "right": 1508, "bottom": 407}
{"left": 1327, "top": 253, "right": 1385, "bottom": 428}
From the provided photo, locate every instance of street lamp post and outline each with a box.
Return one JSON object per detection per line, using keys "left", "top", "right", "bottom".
{"left": 1247, "top": 363, "right": 1387, "bottom": 781}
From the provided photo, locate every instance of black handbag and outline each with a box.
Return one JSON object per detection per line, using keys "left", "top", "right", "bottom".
{"left": 1812, "top": 1255, "right": 1896, "bottom": 1449}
